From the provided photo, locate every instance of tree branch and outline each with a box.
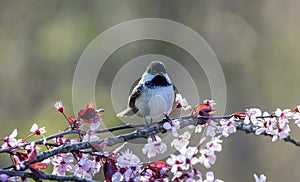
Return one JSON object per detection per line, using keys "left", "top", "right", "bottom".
{"left": 24, "top": 115, "right": 300, "bottom": 167}
{"left": 2, "top": 114, "right": 299, "bottom": 173}
{"left": 0, "top": 169, "right": 97, "bottom": 182}
{"left": 234, "top": 122, "right": 300, "bottom": 147}
{"left": 1, "top": 113, "right": 300, "bottom": 182}
{"left": 24, "top": 117, "right": 200, "bottom": 167}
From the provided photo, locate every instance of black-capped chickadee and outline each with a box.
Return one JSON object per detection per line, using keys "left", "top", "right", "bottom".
{"left": 117, "top": 61, "right": 176, "bottom": 121}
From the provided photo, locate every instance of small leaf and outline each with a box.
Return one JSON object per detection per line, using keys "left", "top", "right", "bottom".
{"left": 151, "top": 161, "right": 167, "bottom": 168}
{"left": 31, "top": 162, "right": 48, "bottom": 170}
{"left": 78, "top": 108, "right": 97, "bottom": 120}
{"left": 233, "top": 112, "right": 246, "bottom": 119}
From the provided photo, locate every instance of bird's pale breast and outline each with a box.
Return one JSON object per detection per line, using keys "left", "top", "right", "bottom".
{"left": 135, "top": 85, "right": 174, "bottom": 119}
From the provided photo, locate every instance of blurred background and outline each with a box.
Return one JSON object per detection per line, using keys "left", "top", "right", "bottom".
{"left": 1, "top": 1, "right": 300, "bottom": 181}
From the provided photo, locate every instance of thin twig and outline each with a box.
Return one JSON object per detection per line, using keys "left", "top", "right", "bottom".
{"left": 0, "top": 130, "right": 82, "bottom": 154}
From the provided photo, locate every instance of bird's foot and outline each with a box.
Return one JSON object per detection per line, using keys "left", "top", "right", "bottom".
{"left": 144, "top": 116, "right": 150, "bottom": 128}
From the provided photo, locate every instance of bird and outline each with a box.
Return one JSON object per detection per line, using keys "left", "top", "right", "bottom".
{"left": 117, "top": 61, "right": 176, "bottom": 125}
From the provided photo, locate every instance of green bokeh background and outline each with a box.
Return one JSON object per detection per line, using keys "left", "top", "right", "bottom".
{"left": 1, "top": 1, "right": 300, "bottom": 181}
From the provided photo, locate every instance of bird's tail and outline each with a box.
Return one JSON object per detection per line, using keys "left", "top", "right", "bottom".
{"left": 117, "top": 108, "right": 137, "bottom": 117}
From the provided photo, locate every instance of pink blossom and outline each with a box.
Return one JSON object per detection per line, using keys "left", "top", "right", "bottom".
{"left": 255, "top": 119, "right": 275, "bottom": 136}
{"left": 273, "top": 118, "right": 291, "bottom": 141}
{"left": 179, "top": 146, "right": 199, "bottom": 165}
{"left": 175, "top": 93, "right": 192, "bottom": 110}
{"left": 199, "top": 149, "right": 216, "bottom": 168}
{"left": 203, "top": 171, "right": 224, "bottom": 182}
{"left": 90, "top": 114, "right": 101, "bottom": 130}
{"left": 161, "top": 147, "right": 199, "bottom": 180}
{"left": 271, "top": 123, "right": 290, "bottom": 142}
{"left": 116, "top": 149, "right": 141, "bottom": 168}
{"left": 74, "top": 156, "right": 101, "bottom": 179}
{"left": 1, "top": 129, "right": 21, "bottom": 149}
{"left": 115, "top": 150, "right": 141, "bottom": 181}
{"left": 244, "top": 108, "right": 262, "bottom": 125}
{"left": 186, "top": 169, "right": 202, "bottom": 182}
{"left": 188, "top": 124, "right": 203, "bottom": 133}
{"left": 206, "top": 137, "right": 222, "bottom": 152}
{"left": 139, "top": 169, "right": 154, "bottom": 182}
{"left": 254, "top": 111, "right": 290, "bottom": 142}
{"left": 112, "top": 172, "right": 123, "bottom": 182}
{"left": 163, "top": 119, "right": 180, "bottom": 137}
{"left": 54, "top": 101, "right": 64, "bottom": 113}
{"left": 171, "top": 132, "right": 191, "bottom": 152}
{"left": 206, "top": 121, "right": 217, "bottom": 137}
{"left": 195, "top": 125, "right": 203, "bottom": 133}
{"left": 293, "top": 106, "right": 300, "bottom": 126}
{"left": 275, "top": 108, "right": 294, "bottom": 120}
{"left": 293, "top": 112, "right": 300, "bottom": 128}
{"left": 0, "top": 174, "right": 10, "bottom": 182}
{"left": 123, "top": 168, "right": 139, "bottom": 181}
{"left": 254, "top": 112, "right": 276, "bottom": 135}
{"left": 51, "top": 154, "right": 75, "bottom": 176}
{"left": 30, "top": 123, "right": 47, "bottom": 144}
{"left": 166, "top": 154, "right": 188, "bottom": 178}
{"left": 295, "top": 119, "right": 300, "bottom": 128}
{"left": 82, "top": 130, "right": 99, "bottom": 142}
{"left": 30, "top": 123, "right": 46, "bottom": 135}
{"left": 220, "top": 117, "right": 236, "bottom": 137}
{"left": 142, "top": 135, "right": 167, "bottom": 158}
{"left": 0, "top": 174, "right": 19, "bottom": 182}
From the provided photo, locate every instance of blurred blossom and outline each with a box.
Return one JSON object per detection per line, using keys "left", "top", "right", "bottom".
{"left": 54, "top": 101, "right": 64, "bottom": 113}
{"left": 142, "top": 135, "right": 167, "bottom": 158}
{"left": 206, "top": 121, "right": 217, "bottom": 137}
{"left": 203, "top": 171, "right": 223, "bottom": 182}
{"left": 244, "top": 108, "right": 262, "bottom": 125}
{"left": 115, "top": 150, "right": 141, "bottom": 181}
{"left": 82, "top": 130, "right": 99, "bottom": 142}
{"left": 171, "top": 131, "right": 191, "bottom": 152}
{"left": 254, "top": 173, "right": 267, "bottom": 182}
{"left": 74, "top": 156, "right": 101, "bottom": 179}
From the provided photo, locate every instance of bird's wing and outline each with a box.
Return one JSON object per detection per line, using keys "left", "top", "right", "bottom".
{"left": 173, "top": 84, "right": 179, "bottom": 96}
{"left": 129, "top": 83, "right": 144, "bottom": 108}
{"left": 117, "top": 83, "right": 144, "bottom": 117}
